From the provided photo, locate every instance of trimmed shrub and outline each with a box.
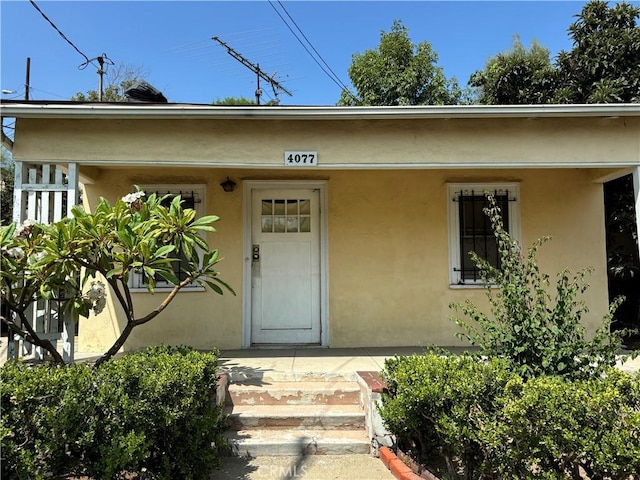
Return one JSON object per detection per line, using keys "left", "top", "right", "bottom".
{"left": 379, "top": 353, "right": 640, "bottom": 480}
{"left": 0, "top": 361, "right": 93, "bottom": 479}
{"left": 1, "top": 345, "right": 226, "bottom": 480}
{"left": 379, "top": 353, "right": 516, "bottom": 479}
{"left": 483, "top": 370, "right": 640, "bottom": 480}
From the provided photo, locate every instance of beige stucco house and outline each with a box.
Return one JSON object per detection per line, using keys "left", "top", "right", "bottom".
{"left": 2, "top": 101, "right": 639, "bottom": 353}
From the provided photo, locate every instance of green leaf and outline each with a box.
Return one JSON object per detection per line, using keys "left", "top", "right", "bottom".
{"left": 204, "top": 281, "right": 223, "bottom": 295}
{"left": 106, "top": 268, "right": 123, "bottom": 279}
{"left": 0, "top": 224, "right": 16, "bottom": 244}
{"left": 155, "top": 269, "right": 180, "bottom": 285}
{"left": 191, "top": 215, "right": 220, "bottom": 226}
{"left": 143, "top": 266, "right": 155, "bottom": 278}
{"left": 153, "top": 244, "right": 176, "bottom": 259}
{"left": 203, "top": 250, "right": 220, "bottom": 266}
{"left": 205, "top": 277, "right": 235, "bottom": 296}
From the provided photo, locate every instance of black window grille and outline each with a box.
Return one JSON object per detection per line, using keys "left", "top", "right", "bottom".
{"left": 454, "top": 190, "right": 512, "bottom": 283}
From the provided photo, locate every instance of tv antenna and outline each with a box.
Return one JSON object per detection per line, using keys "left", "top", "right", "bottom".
{"left": 212, "top": 36, "right": 292, "bottom": 105}
{"left": 79, "top": 53, "right": 115, "bottom": 101}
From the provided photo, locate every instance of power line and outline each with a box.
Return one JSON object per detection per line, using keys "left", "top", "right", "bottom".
{"left": 28, "top": 0, "right": 90, "bottom": 65}
{"left": 29, "top": 87, "right": 70, "bottom": 100}
{"left": 28, "top": 1, "right": 117, "bottom": 100}
{"left": 268, "top": 0, "right": 356, "bottom": 101}
{"left": 273, "top": 0, "right": 349, "bottom": 91}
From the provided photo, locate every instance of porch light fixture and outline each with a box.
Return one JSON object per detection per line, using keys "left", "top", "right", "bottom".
{"left": 220, "top": 177, "right": 236, "bottom": 193}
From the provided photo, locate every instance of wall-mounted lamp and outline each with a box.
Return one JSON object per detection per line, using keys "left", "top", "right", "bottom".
{"left": 220, "top": 177, "right": 236, "bottom": 193}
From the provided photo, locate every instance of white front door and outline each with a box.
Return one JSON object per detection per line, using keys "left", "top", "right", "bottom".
{"left": 250, "top": 188, "right": 321, "bottom": 345}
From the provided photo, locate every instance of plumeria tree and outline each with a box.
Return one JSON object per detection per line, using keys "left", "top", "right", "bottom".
{"left": 0, "top": 189, "right": 233, "bottom": 366}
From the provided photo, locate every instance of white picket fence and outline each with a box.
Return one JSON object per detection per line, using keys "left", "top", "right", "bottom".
{"left": 6, "top": 162, "right": 79, "bottom": 363}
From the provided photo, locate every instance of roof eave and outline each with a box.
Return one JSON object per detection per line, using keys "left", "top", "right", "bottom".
{"left": 0, "top": 102, "right": 638, "bottom": 120}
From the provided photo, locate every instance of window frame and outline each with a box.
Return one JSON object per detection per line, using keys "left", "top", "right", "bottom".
{"left": 129, "top": 184, "right": 207, "bottom": 292}
{"left": 447, "top": 182, "right": 521, "bottom": 287}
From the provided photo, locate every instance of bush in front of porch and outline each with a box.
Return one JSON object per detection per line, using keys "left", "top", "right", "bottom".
{"left": 379, "top": 353, "right": 640, "bottom": 479}
{"left": 1, "top": 345, "right": 227, "bottom": 480}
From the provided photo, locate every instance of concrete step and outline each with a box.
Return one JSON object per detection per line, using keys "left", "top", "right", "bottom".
{"left": 224, "top": 429, "right": 371, "bottom": 456}
{"left": 224, "top": 371, "right": 359, "bottom": 383}
{"left": 225, "top": 404, "right": 365, "bottom": 430}
{"left": 226, "top": 381, "right": 361, "bottom": 406}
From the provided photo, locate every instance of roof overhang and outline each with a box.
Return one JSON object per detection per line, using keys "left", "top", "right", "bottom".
{"left": 1, "top": 100, "right": 639, "bottom": 120}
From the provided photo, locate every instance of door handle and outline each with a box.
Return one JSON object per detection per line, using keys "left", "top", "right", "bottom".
{"left": 252, "top": 244, "right": 260, "bottom": 262}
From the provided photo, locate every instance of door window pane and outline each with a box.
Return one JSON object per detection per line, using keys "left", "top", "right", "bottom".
{"left": 261, "top": 217, "right": 273, "bottom": 233}
{"left": 287, "top": 199, "right": 298, "bottom": 215}
{"left": 274, "top": 216, "right": 285, "bottom": 233}
{"left": 287, "top": 217, "right": 298, "bottom": 232}
{"left": 261, "top": 198, "right": 311, "bottom": 234}
{"left": 274, "top": 200, "right": 285, "bottom": 215}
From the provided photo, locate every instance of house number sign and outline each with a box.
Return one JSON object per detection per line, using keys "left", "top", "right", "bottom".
{"left": 284, "top": 151, "right": 318, "bottom": 167}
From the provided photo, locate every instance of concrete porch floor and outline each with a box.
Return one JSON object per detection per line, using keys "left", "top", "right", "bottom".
{"left": 216, "top": 346, "right": 437, "bottom": 382}
{"left": 216, "top": 345, "right": 640, "bottom": 380}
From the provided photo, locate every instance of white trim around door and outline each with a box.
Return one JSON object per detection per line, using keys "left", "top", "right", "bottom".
{"left": 242, "top": 180, "right": 329, "bottom": 348}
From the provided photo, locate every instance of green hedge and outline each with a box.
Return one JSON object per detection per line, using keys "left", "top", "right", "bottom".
{"left": 379, "top": 353, "right": 640, "bottom": 480}
{"left": 1, "top": 345, "right": 227, "bottom": 480}
{"left": 485, "top": 372, "right": 640, "bottom": 479}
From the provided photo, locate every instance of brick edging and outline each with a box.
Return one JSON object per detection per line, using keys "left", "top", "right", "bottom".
{"left": 379, "top": 446, "right": 440, "bottom": 480}
{"left": 379, "top": 446, "right": 423, "bottom": 480}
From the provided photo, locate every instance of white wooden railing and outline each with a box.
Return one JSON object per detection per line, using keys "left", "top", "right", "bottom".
{"left": 6, "top": 162, "right": 79, "bottom": 363}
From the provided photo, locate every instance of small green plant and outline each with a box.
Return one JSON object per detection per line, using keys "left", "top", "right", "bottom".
{"left": 450, "top": 194, "right": 627, "bottom": 380}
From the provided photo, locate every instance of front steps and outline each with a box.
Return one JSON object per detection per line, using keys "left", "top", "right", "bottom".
{"left": 223, "top": 375, "right": 371, "bottom": 456}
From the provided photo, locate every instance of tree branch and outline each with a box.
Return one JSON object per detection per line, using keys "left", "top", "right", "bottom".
{"left": 1, "top": 307, "right": 65, "bottom": 365}
{"left": 133, "top": 275, "right": 195, "bottom": 326}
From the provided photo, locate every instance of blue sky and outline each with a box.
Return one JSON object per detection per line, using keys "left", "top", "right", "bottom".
{"left": 0, "top": 1, "right": 617, "bottom": 106}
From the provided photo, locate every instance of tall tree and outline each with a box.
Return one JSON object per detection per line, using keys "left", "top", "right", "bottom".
{"left": 468, "top": 0, "right": 640, "bottom": 340}
{"left": 554, "top": 0, "right": 640, "bottom": 103}
{"left": 468, "top": 1, "right": 640, "bottom": 104}
{"left": 469, "top": 36, "right": 558, "bottom": 104}
{"left": 338, "top": 20, "right": 461, "bottom": 106}
{"left": 71, "top": 63, "right": 150, "bottom": 102}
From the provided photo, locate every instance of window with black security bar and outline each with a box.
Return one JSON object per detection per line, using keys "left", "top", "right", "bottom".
{"left": 455, "top": 190, "right": 512, "bottom": 283}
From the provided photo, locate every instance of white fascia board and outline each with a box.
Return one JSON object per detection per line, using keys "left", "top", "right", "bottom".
{"left": 16, "top": 158, "right": 639, "bottom": 170}
{"left": 1, "top": 102, "right": 639, "bottom": 120}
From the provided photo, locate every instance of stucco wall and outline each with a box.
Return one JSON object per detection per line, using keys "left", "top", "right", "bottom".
{"left": 10, "top": 112, "right": 629, "bottom": 352}
{"left": 14, "top": 116, "right": 639, "bottom": 168}
{"left": 77, "top": 167, "right": 609, "bottom": 351}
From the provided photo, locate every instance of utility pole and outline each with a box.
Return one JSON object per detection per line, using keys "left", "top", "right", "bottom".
{"left": 212, "top": 36, "right": 292, "bottom": 105}
{"left": 97, "top": 56, "right": 105, "bottom": 101}
{"left": 25, "top": 57, "right": 31, "bottom": 100}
